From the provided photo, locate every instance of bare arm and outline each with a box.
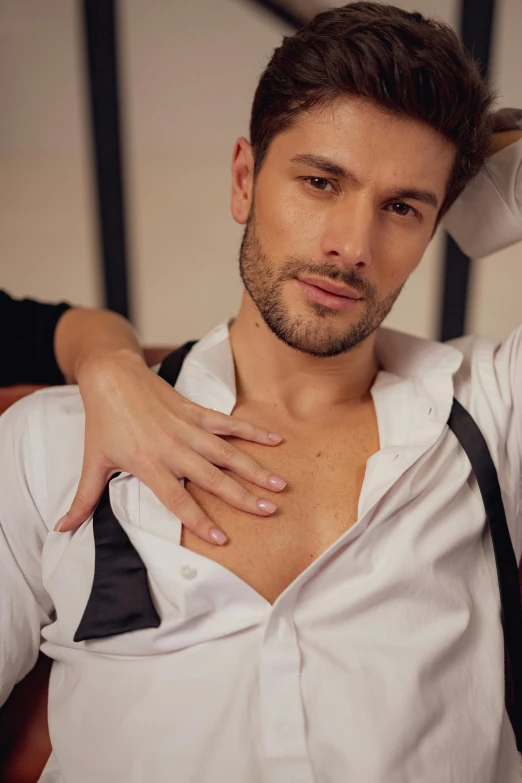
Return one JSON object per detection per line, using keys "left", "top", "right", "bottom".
{"left": 54, "top": 307, "right": 144, "bottom": 383}
{"left": 55, "top": 305, "right": 172, "bottom": 371}
{"left": 53, "top": 308, "right": 285, "bottom": 544}
{"left": 489, "top": 129, "right": 522, "bottom": 156}
{"left": 443, "top": 113, "right": 522, "bottom": 258}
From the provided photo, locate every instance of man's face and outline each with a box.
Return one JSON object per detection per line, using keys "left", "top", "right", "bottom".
{"left": 232, "top": 96, "right": 455, "bottom": 357}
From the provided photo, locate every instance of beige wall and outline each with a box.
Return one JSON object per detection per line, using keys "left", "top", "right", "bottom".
{"left": 1, "top": 0, "right": 520, "bottom": 345}
{"left": 120, "top": 0, "right": 287, "bottom": 344}
{"left": 0, "top": 0, "right": 100, "bottom": 306}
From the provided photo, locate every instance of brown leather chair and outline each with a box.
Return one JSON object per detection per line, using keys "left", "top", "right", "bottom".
{"left": 0, "top": 347, "right": 173, "bottom": 783}
{"left": 0, "top": 653, "right": 52, "bottom": 783}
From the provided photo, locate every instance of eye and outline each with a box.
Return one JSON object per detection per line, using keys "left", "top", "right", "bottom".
{"left": 304, "top": 177, "right": 336, "bottom": 193}
{"left": 385, "top": 201, "right": 420, "bottom": 219}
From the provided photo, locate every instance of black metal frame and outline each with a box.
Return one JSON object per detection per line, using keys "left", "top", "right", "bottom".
{"left": 82, "top": 0, "right": 132, "bottom": 319}
{"left": 243, "top": 0, "right": 307, "bottom": 28}
{"left": 439, "top": 0, "right": 497, "bottom": 341}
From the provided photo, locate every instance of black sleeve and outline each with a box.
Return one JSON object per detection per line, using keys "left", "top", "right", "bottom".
{"left": 0, "top": 290, "right": 72, "bottom": 387}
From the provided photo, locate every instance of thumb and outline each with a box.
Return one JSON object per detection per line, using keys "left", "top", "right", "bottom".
{"left": 55, "top": 461, "right": 112, "bottom": 532}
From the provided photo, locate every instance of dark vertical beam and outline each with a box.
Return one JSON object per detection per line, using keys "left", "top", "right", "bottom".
{"left": 439, "top": 0, "right": 497, "bottom": 341}
{"left": 439, "top": 236, "right": 470, "bottom": 342}
{"left": 82, "top": 0, "right": 131, "bottom": 319}
{"left": 460, "top": 0, "right": 496, "bottom": 80}
{"left": 243, "top": 0, "right": 306, "bottom": 29}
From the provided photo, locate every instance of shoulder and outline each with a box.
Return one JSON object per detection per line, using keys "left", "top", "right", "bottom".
{"left": 0, "top": 386, "right": 85, "bottom": 527}
{"left": 377, "top": 323, "right": 522, "bottom": 459}
{"left": 0, "top": 384, "right": 85, "bottom": 436}
{"left": 449, "top": 325, "right": 522, "bottom": 406}
{"left": 448, "top": 328, "right": 522, "bottom": 531}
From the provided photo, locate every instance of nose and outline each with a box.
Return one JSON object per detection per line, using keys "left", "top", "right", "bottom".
{"left": 320, "top": 194, "right": 373, "bottom": 271}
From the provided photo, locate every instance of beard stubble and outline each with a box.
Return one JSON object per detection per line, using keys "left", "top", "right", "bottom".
{"left": 239, "top": 212, "right": 403, "bottom": 358}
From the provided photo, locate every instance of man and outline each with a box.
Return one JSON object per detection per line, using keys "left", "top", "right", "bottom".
{"left": 1, "top": 3, "right": 522, "bottom": 781}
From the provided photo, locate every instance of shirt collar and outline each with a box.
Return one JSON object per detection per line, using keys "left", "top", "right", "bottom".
{"left": 174, "top": 322, "right": 464, "bottom": 415}
{"left": 174, "top": 322, "right": 236, "bottom": 414}
{"left": 375, "top": 326, "right": 463, "bottom": 378}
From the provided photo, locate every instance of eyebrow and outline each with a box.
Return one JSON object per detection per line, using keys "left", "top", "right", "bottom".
{"left": 290, "top": 153, "right": 439, "bottom": 210}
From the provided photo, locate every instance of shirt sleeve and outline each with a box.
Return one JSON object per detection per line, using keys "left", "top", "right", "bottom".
{"left": 0, "top": 290, "right": 71, "bottom": 387}
{"left": 443, "top": 138, "right": 522, "bottom": 259}
{"left": 491, "top": 327, "right": 522, "bottom": 558}
{"left": 0, "top": 395, "right": 54, "bottom": 706}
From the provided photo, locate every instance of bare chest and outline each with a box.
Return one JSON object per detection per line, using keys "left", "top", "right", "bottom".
{"left": 182, "top": 401, "right": 379, "bottom": 603}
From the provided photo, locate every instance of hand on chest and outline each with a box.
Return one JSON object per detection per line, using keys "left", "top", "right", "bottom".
{"left": 183, "top": 402, "right": 380, "bottom": 603}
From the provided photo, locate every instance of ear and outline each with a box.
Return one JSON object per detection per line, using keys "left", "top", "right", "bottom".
{"left": 231, "top": 137, "right": 255, "bottom": 225}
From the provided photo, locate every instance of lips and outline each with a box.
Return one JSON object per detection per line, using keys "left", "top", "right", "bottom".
{"left": 295, "top": 278, "right": 362, "bottom": 312}
{"left": 297, "top": 276, "right": 362, "bottom": 300}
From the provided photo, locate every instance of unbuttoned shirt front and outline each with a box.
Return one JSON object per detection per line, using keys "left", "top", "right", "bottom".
{"left": 1, "top": 318, "right": 522, "bottom": 783}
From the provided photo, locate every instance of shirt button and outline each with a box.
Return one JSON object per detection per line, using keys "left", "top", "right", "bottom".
{"left": 180, "top": 565, "right": 198, "bottom": 580}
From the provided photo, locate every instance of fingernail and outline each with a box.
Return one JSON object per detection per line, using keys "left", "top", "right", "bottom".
{"left": 268, "top": 475, "right": 286, "bottom": 491}
{"left": 257, "top": 499, "right": 277, "bottom": 514}
{"left": 54, "top": 514, "right": 68, "bottom": 532}
{"left": 268, "top": 433, "right": 282, "bottom": 443}
{"left": 209, "top": 528, "right": 228, "bottom": 545}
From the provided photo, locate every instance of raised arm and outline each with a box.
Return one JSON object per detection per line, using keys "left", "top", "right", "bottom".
{"left": 53, "top": 307, "right": 285, "bottom": 544}
{"left": 443, "top": 111, "right": 522, "bottom": 258}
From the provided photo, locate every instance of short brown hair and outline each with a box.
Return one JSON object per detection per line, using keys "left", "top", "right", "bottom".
{"left": 250, "top": 1, "right": 495, "bottom": 218}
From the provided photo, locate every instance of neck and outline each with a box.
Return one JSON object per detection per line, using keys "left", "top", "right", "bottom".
{"left": 228, "top": 294, "right": 379, "bottom": 419}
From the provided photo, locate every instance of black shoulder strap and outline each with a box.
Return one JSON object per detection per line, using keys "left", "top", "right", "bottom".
{"left": 74, "top": 341, "right": 198, "bottom": 642}
{"left": 157, "top": 340, "right": 198, "bottom": 384}
{"left": 448, "top": 397, "right": 522, "bottom": 749}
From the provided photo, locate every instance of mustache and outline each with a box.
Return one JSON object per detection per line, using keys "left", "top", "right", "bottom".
{"left": 280, "top": 259, "right": 377, "bottom": 299}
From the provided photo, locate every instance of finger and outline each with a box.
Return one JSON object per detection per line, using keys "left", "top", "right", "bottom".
{"left": 191, "top": 433, "right": 286, "bottom": 493}
{"left": 144, "top": 466, "right": 228, "bottom": 545}
{"left": 179, "top": 451, "right": 279, "bottom": 516}
{"left": 198, "top": 408, "right": 282, "bottom": 445}
{"left": 55, "top": 462, "right": 113, "bottom": 532}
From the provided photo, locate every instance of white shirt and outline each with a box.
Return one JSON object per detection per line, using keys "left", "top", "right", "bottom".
{"left": 1, "top": 141, "right": 522, "bottom": 783}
